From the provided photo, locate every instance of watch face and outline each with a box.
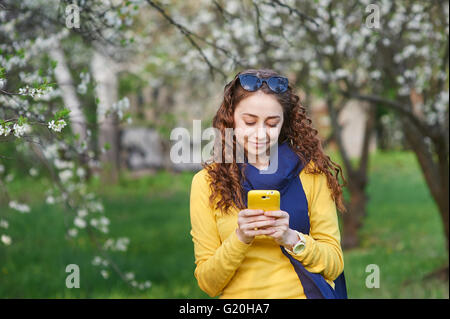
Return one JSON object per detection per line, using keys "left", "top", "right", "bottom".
{"left": 292, "top": 232, "right": 306, "bottom": 254}
{"left": 293, "top": 241, "right": 306, "bottom": 254}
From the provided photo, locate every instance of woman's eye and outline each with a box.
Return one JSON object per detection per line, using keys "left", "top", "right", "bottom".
{"left": 245, "top": 122, "right": 277, "bottom": 127}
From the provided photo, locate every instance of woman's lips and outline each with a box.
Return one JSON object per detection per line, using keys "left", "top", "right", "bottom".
{"left": 249, "top": 141, "right": 267, "bottom": 148}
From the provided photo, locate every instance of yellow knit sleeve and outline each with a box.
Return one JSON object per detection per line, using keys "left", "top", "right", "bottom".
{"left": 286, "top": 169, "right": 344, "bottom": 282}
{"left": 189, "top": 170, "right": 251, "bottom": 297}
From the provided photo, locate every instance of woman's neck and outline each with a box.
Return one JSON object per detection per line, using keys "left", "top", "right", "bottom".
{"left": 249, "top": 155, "right": 270, "bottom": 170}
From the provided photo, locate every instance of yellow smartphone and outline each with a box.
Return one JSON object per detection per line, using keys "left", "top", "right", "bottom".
{"left": 248, "top": 190, "right": 280, "bottom": 211}
{"left": 248, "top": 190, "right": 280, "bottom": 240}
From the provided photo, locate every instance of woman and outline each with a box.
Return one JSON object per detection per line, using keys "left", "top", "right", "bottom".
{"left": 189, "top": 68, "right": 348, "bottom": 299}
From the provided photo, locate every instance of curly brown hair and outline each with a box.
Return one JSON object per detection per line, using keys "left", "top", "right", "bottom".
{"left": 201, "top": 68, "right": 347, "bottom": 215}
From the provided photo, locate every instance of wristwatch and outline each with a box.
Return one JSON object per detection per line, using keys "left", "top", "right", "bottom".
{"left": 288, "top": 231, "right": 306, "bottom": 254}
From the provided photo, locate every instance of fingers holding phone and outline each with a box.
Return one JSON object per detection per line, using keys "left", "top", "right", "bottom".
{"left": 235, "top": 209, "right": 276, "bottom": 244}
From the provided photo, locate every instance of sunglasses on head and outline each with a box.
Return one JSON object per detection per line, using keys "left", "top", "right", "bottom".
{"left": 238, "top": 73, "right": 289, "bottom": 93}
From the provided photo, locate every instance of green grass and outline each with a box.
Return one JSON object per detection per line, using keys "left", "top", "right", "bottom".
{"left": 342, "top": 150, "right": 448, "bottom": 298}
{"left": 0, "top": 150, "right": 448, "bottom": 298}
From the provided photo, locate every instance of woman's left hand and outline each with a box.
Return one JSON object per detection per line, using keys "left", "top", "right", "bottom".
{"left": 263, "top": 210, "right": 299, "bottom": 250}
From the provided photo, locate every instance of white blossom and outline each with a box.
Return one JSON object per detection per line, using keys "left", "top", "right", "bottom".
{"left": 46, "top": 195, "right": 55, "bottom": 204}
{"left": 99, "top": 216, "right": 110, "bottom": 226}
{"left": 90, "top": 218, "right": 98, "bottom": 227}
{"left": 68, "top": 228, "right": 78, "bottom": 237}
{"left": 125, "top": 272, "right": 135, "bottom": 281}
{"left": 76, "top": 167, "right": 86, "bottom": 178}
{"left": 435, "top": 91, "right": 449, "bottom": 113}
{"left": 334, "top": 69, "right": 350, "bottom": 79}
{"left": 1, "top": 234, "right": 12, "bottom": 245}
{"left": 77, "top": 72, "right": 90, "bottom": 94}
{"left": 0, "top": 125, "right": 12, "bottom": 136}
{"left": 54, "top": 158, "right": 74, "bottom": 170}
{"left": 74, "top": 217, "right": 87, "bottom": 228}
{"left": 77, "top": 209, "right": 88, "bottom": 218}
{"left": 29, "top": 167, "right": 38, "bottom": 176}
{"left": 92, "top": 256, "right": 102, "bottom": 266}
{"left": 58, "top": 169, "right": 73, "bottom": 183}
{"left": 9, "top": 200, "right": 30, "bottom": 213}
{"left": 370, "top": 70, "right": 381, "bottom": 80}
{"left": 111, "top": 97, "right": 130, "bottom": 120}
{"left": 103, "top": 237, "right": 130, "bottom": 251}
{"left": 87, "top": 200, "right": 104, "bottom": 213}
{"left": 18, "top": 85, "right": 51, "bottom": 98}
{"left": 48, "top": 119, "right": 67, "bottom": 132}
{"left": 0, "top": 219, "right": 9, "bottom": 229}
{"left": 13, "top": 123, "right": 26, "bottom": 137}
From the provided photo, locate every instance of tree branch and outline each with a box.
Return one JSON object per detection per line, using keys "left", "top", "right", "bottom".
{"left": 340, "top": 91, "right": 439, "bottom": 140}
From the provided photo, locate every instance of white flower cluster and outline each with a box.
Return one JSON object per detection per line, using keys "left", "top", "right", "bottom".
{"left": 103, "top": 237, "right": 130, "bottom": 252}
{"left": 101, "top": 270, "right": 109, "bottom": 279}
{"left": 92, "top": 255, "right": 109, "bottom": 267}
{"left": 104, "top": 10, "right": 123, "bottom": 28}
{"left": 1, "top": 234, "right": 12, "bottom": 246}
{"left": 0, "top": 219, "right": 8, "bottom": 229}
{"left": 18, "top": 85, "right": 50, "bottom": 98}
{"left": 0, "top": 125, "right": 11, "bottom": 136}
{"left": 58, "top": 169, "right": 73, "bottom": 183}
{"left": 90, "top": 215, "right": 110, "bottom": 227}
{"left": 48, "top": 119, "right": 67, "bottom": 132}
{"left": 111, "top": 97, "right": 130, "bottom": 120}
{"left": 74, "top": 216, "right": 87, "bottom": 228}
{"left": 29, "top": 167, "right": 38, "bottom": 176}
{"left": 0, "top": 219, "right": 9, "bottom": 246}
{"left": 435, "top": 91, "right": 449, "bottom": 114}
{"left": 0, "top": 123, "right": 30, "bottom": 137}
{"left": 19, "top": 70, "right": 43, "bottom": 85}
{"left": 77, "top": 72, "right": 90, "bottom": 94}
{"left": 13, "top": 123, "right": 26, "bottom": 137}
{"left": 36, "top": 86, "right": 59, "bottom": 101}
{"left": 85, "top": 199, "right": 104, "bottom": 213}
{"left": 54, "top": 158, "right": 74, "bottom": 170}
{"left": 91, "top": 254, "right": 151, "bottom": 288}
{"left": 0, "top": 54, "right": 26, "bottom": 72}
{"left": 46, "top": 195, "right": 56, "bottom": 204}
{"left": 68, "top": 228, "right": 78, "bottom": 237}
{"left": 9, "top": 200, "right": 30, "bottom": 213}
{"left": 333, "top": 69, "right": 350, "bottom": 80}
{"left": 130, "top": 279, "right": 152, "bottom": 290}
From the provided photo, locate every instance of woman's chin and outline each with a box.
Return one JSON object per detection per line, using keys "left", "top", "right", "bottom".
{"left": 247, "top": 146, "right": 269, "bottom": 158}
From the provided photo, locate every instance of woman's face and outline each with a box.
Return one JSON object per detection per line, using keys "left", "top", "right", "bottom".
{"left": 233, "top": 91, "right": 284, "bottom": 160}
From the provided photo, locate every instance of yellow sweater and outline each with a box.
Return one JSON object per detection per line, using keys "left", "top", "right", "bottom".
{"left": 189, "top": 161, "right": 344, "bottom": 299}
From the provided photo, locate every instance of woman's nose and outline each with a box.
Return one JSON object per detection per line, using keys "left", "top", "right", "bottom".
{"left": 255, "top": 126, "right": 269, "bottom": 140}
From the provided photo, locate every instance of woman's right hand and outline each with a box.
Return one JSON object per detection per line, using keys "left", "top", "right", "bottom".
{"left": 235, "top": 209, "right": 276, "bottom": 244}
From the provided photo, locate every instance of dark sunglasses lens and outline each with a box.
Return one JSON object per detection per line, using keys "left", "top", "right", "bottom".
{"left": 267, "top": 77, "right": 288, "bottom": 93}
{"left": 239, "top": 74, "right": 261, "bottom": 91}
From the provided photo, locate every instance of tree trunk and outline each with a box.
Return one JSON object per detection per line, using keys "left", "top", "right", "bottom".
{"left": 342, "top": 174, "right": 369, "bottom": 248}
{"left": 401, "top": 116, "right": 449, "bottom": 254}
{"left": 49, "top": 43, "right": 87, "bottom": 144}
{"left": 90, "top": 50, "right": 120, "bottom": 183}
{"left": 326, "top": 97, "right": 375, "bottom": 249}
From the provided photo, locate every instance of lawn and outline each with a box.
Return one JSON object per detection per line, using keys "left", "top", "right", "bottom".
{"left": 0, "top": 150, "right": 448, "bottom": 298}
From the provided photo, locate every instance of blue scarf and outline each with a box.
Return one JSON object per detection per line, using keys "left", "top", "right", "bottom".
{"left": 237, "top": 140, "right": 347, "bottom": 299}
